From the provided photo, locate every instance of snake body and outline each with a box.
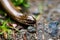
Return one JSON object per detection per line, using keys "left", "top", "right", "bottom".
{"left": 0, "top": 0, "right": 36, "bottom": 25}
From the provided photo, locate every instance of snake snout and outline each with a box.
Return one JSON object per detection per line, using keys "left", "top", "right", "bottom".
{"left": 26, "top": 16, "right": 36, "bottom": 24}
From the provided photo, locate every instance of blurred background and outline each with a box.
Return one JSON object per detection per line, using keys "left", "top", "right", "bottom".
{"left": 0, "top": 0, "right": 60, "bottom": 40}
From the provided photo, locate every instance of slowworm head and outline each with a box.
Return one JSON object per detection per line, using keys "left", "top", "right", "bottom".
{"left": 18, "top": 15, "right": 36, "bottom": 25}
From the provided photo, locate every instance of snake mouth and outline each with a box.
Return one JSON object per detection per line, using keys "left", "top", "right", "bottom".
{"left": 20, "top": 18, "right": 36, "bottom": 25}
{"left": 26, "top": 19, "right": 36, "bottom": 24}
{"left": 19, "top": 19, "right": 36, "bottom": 25}
{"left": 17, "top": 20, "right": 36, "bottom": 25}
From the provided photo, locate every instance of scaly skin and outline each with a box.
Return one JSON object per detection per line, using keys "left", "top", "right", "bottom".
{"left": 0, "top": 0, "right": 36, "bottom": 25}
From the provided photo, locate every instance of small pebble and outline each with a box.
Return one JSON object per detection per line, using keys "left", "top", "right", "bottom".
{"left": 12, "top": 23, "right": 17, "bottom": 28}
{"left": 48, "top": 38, "right": 53, "bottom": 40}
{"left": 27, "top": 26, "right": 36, "bottom": 33}
{"left": 19, "top": 29, "right": 27, "bottom": 34}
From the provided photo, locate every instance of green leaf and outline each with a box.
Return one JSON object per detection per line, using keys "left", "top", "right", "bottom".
{"left": 19, "top": 0, "right": 24, "bottom": 4}
{"left": 0, "top": 32, "right": 3, "bottom": 35}
{"left": 23, "top": 3, "right": 29, "bottom": 7}
{"left": 17, "top": 0, "right": 23, "bottom": 5}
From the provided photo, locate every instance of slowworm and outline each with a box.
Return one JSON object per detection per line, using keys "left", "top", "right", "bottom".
{"left": 0, "top": 0, "right": 36, "bottom": 25}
